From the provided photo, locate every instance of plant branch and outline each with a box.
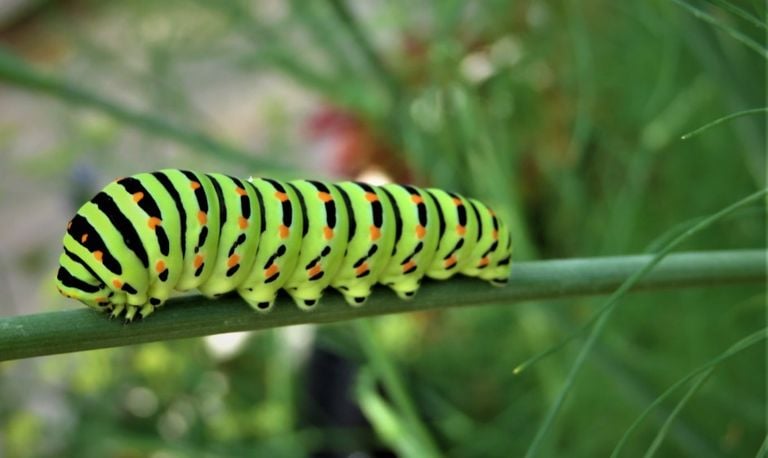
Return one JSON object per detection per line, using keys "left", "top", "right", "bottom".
{"left": 327, "top": 0, "right": 401, "bottom": 99}
{"left": 0, "top": 49, "right": 294, "bottom": 173}
{"left": 0, "top": 250, "right": 764, "bottom": 362}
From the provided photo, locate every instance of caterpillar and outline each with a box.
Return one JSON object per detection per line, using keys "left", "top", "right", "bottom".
{"left": 56, "top": 170, "right": 513, "bottom": 320}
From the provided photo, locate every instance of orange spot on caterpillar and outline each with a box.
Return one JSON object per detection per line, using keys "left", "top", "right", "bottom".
{"left": 492, "top": 229, "right": 498, "bottom": 240}
{"left": 148, "top": 217, "right": 162, "bottom": 229}
{"left": 264, "top": 264, "right": 279, "bottom": 278}
{"left": 197, "top": 211, "right": 207, "bottom": 225}
{"left": 80, "top": 233, "right": 88, "bottom": 243}
{"left": 155, "top": 260, "right": 166, "bottom": 273}
{"left": 190, "top": 181, "right": 201, "bottom": 190}
{"left": 370, "top": 225, "right": 381, "bottom": 241}
{"left": 94, "top": 296, "right": 107, "bottom": 303}
{"left": 112, "top": 278, "right": 123, "bottom": 289}
{"left": 193, "top": 254, "right": 204, "bottom": 268}
{"left": 365, "top": 192, "right": 378, "bottom": 202}
{"left": 318, "top": 192, "right": 333, "bottom": 203}
{"left": 452, "top": 197, "right": 463, "bottom": 206}
{"left": 227, "top": 254, "right": 240, "bottom": 268}
{"left": 415, "top": 225, "right": 426, "bottom": 239}
{"left": 478, "top": 257, "right": 490, "bottom": 267}
{"left": 323, "top": 226, "right": 334, "bottom": 240}
{"left": 444, "top": 255, "right": 458, "bottom": 268}
{"left": 275, "top": 191, "right": 289, "bottom": 202}
{"left": 235, "top": 187, "right": 247, "bottom": 196}
{"left": 94, "top": 251, "right": 104, "bottom": 262}
{"left": 278, "top": 225, "right": 290, "bottom": 239}
{"left": 456, "top": 225, "right": 466, "bottom": 236}
{"left": 402, "top": 260, "right": 417, "bottom": 272}
{"left": 66, "top": 221, "right": 72, "bottom": 230}
{"left": 238, "top": 216, "right": 248, "bottom": 229}
{"left": 308, "top": 264, "right": 322, "bottom": 277}
{"left": 355, "top": 263, "right": 369, "bottom": 276}
{"left": 411, "top": 194, "right": 423, "bottom": 204}
{"left": 133, "top": 192, "right": 144, "bottom": 203}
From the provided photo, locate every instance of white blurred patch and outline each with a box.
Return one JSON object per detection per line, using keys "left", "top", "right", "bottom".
{"left": 203, "top": 332, "right": 251, "bottom": 360}
{"left": 149, "top": 451, "right": 178, "bottom": 458}
{"left": 355, "top": 167, "right": 393, "bottom": 186}
{"left": 157, "top": 400, "right": 195, "bottom": 441}
{"left": 527, "top": 1, "right": 551, "bottom": 28}
{"left": 252, "top": 0, "right": 288, "bottom": 22}
{"left": 461, "top": 51, "right": 495, "bottom": 84}
{"left": 410, "top": 88, "right": 444, "bottom": 132}
{"left": 490, "top": 36, "right": 523, "bottom": 68}
{"left": 348, "top": 452, "right": 373, "bottom": 458}
{"left": 157, "top": 409, "right": 189, "bottom": 441}
{"left": 139, "top": 15, "right": 171, "bottom": 44}
{"left": 278, "top": 325, "right": 316, "bottom": 365}
{"left": 527, "top": 62, "right": 554, "bottom": 91}
{"left": 197, "top": 371, "right": 229, "bottom": 418}
{"left": 124, "top": 386, "right": 159, "bottom": 418}
{"left": 24, "top": 390, "right": 76, "bottom": 453}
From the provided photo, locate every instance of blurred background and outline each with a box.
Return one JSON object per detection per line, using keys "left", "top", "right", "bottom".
{"left": 0, "top": 0, "right": 765, "bottom": 456}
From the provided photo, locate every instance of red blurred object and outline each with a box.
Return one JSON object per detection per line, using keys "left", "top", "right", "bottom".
{"left": 305, "top": 105, "right": 414, "bottom": 183}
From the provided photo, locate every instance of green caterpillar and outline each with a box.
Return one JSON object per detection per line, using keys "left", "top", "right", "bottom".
{"left": 56, "top": 170, "right": 512, "bottom": 320}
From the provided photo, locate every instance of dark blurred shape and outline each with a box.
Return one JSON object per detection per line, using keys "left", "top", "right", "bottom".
{"left": 67, "top": 162, "right": 101, "bottom": 211}
{"left": 0, "top": 0, "right": 78, "bottom": 62}
{"left": 303, "top": 346, "right": 396, "bottom": 458}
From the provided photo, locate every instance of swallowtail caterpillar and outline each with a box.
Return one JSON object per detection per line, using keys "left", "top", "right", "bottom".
{"left": 56, "top": 170, "right": 512, "bottom": 320}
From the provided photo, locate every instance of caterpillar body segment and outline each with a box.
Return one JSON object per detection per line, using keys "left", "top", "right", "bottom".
{"left": 280, "top": 180, "right": 349, "bottom": 310}
{"left": 422, "top": 189, "right": 477, "bottom": 279}
{"left": 236, "top": 177, "right": 302, "bottom": 312}
{"left": 328, "top": 182, "right": 396, "bottom": 307}
{"left": 377, "top": 184, "right": 441, "bottom": 299}
{"left": 56, "top": 170, "right": 513, "bottom": 320}
{"left": 195, "top": 172, "right": 261, "bottom": 299}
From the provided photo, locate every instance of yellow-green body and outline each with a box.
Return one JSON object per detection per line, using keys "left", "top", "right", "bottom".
{"left": 56, "top": 170, "right": 512, "bottom": 320}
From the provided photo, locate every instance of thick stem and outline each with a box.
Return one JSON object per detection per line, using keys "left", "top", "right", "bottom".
{"left": 0, "top": 250, "right": 763, "bottom": 361}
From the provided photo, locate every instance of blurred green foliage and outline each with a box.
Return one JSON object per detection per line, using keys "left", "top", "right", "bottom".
{"left": 0, "top": 0, "right": 765, "bottom": 456}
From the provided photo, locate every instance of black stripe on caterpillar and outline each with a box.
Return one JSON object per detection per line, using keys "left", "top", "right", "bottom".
{"left": 56, "top": 170, "right": 513, "bottom": 320}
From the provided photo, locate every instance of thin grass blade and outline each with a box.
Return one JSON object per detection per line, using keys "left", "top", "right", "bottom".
{"left": 681, "top": 107, "right": 768, "bottom": 139}
{"left": 523, "top": 188, "right": 768, "bottom": 457}
{"left": 670, "top": 0, "right": 768, "bottom": 59}
{"left": 706, "top": 0, "right": 767, "bottom": 30}
{"left": 354, "top": 320, "right": 442, "bottom": 457}
{"left": 610, "top": 328, "right": 767, "bottom": 457}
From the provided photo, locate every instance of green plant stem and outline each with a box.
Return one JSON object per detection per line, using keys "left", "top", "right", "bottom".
{"left": 354, "top": 320, "right": 442, "bottom": 457}
{"left": 643, "top": 371, "right": 713, "bottom": 457}
{"left": 670, "top": 0, "right": 768, "bottom": 59}
{"left": 707, "top": 0, "right": 767, "bottom": 30}
{"left": 0, "top": 250, "right": 763, "bottom": 362}
{"left": 355, "top": 368, "right": 438, "bottom": 457}
{"left": 756, "top": 434, "right": 768, "bottom": 458}
{"left": 0, "top": 49, "right": 293, "bottom": 173}
{"left": 681, "top": 107, "right": 768, "bottom": 139}
{"left": 327, "top": 0, "right": 400, "bottom": 100}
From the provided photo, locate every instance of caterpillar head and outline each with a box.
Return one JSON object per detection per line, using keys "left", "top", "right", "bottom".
{"left": 56, "top": 251, "right": 112, "bottom": 312}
